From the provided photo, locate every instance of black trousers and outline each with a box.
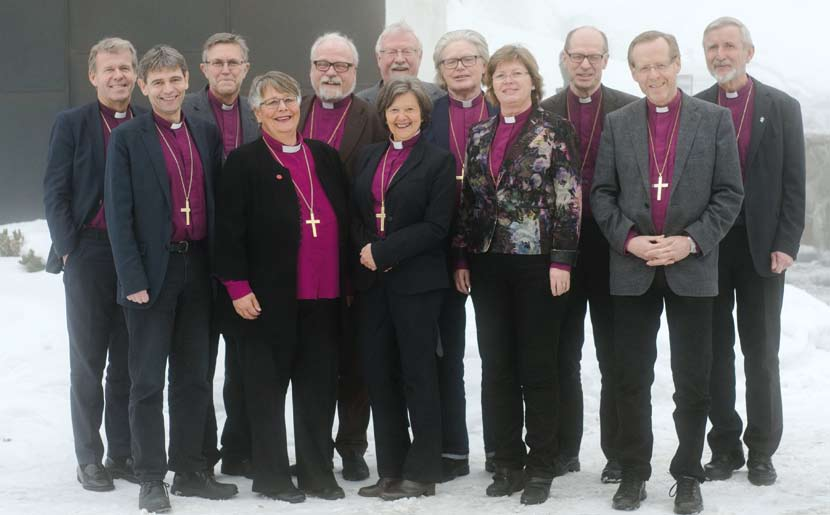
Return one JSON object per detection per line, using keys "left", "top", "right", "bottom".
{"left": 437, "top": 287, "right": 469, "bottom": 459}
{"left": 470, "top": 253, "right": 567, "bottom": 479}
{"left": 357, "top": 283, "right": 443, "bottom": 483}
{"left": 239, "top": 299, "right": 339, "bottom": 494}
{"left": 63, "top": 231, "right": 131, "bottom": 465}
{"left": 124, "top": 246, "right": 212, "bottom": 482}
{"left": 333, "top": 305, "right": 370, "bottom": 459}
{"left": 556, "top": 218, "right": 616, "bottom": 460}
{"left": 201, "top": 317, "right": 251, "bottom": 467}
{"left": 708, "top": 225, "right": 785, "bottom": 458}
{"left": 614, "top": 269, "right": 712, "bottom": 481}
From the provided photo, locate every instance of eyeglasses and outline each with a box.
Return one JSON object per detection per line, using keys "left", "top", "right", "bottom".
{"left": 204, "top": 59, "right": 247, "bottom": 70}
{"left": 491, "top": 70, "right": 529, "bottom": 83}
{"left": 259, "top": 96, "right": 299, "bottom": 110}
{"left": 565, "top": 51, "right": 606, "bottom": 65}
{"left": 379, "top": 48, "right": 418, "bottom": 58}
{"left": 439, "top": 55, "right": 480, "bottom": 69}
{"left": 633, "top": 60, "right": 675, "bottom": 75}
{"left": 313, "top": 60, "right": 354, "bottom": 73}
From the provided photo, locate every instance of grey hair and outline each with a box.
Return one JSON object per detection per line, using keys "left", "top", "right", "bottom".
{"left": 88, "top": 37, "right": 138, "bottom": 75}
{"left": 432, "top": 29, "right": 490, "bottom": 89}
{"left": 703, "top": 16, "right": 754, "bottom": 49}
{"left": 374, "top": 21, "right": 422, "bottom": 55}
{"left": 248, "top": 71, "right": 301, "bottom": 110}
{"left": 375, "top": 77, "right": 432, "bottom": 129}
{"left": 627, "top": 31, "right": 680, "bottom": 68}
{"left": 563, "top": 26, "right": 609, "bottom": 55}
{"left": 310, "top": 32, "right": 359, "bottom": 67}
{"left": 201, "top": 32, "right": 250, "bottom": 63}
{"left": 137, "top": 45, "right": 188, "bottom": 83}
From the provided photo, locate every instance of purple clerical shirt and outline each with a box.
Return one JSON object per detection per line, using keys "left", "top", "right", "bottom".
{"left": 448, "top": 93, "right": 489, "bottom": 199}
{"left": 207, "top": 89, "right": 242, "bottom": 158}
{"left": 489, "top": 106, "right": 532, "bottom": 182}
{"left": 301, "top": 95, "right": 352, "bottom": 150}
{"left": 88, "top": 103, "right": 134, "bottom": 229}
{"left": 567, "top": 88, "right": 603, "bottom": 219}
{"left": 372, "top": 132, "right": 419, "bottom": 235}
{"left": 719, "top": 77, "right": 754, "bottom": 179}
{"left": 646, "top": 93, "right": 683, "bottom": 235}
{"left": 153, "top": 112, "right": 207, "bottom": 242}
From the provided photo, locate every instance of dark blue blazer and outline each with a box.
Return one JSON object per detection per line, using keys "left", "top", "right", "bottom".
{"left": 104, "top": 112, "right": 222, "bottom": 308}
{"left": 43, "top": 101, "right": 147, "bottom": 273}
{"left": 424, "top": 94, "right": 497, "bottom": 151}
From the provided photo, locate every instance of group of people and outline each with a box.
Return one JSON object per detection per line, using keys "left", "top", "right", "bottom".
{"left": 42, "top": 14, "right": 805, "bottom": 515}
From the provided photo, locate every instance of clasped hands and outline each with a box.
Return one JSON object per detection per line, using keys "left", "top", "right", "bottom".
{"left": 626, "top": 234, "right": 691, "bottom": 266}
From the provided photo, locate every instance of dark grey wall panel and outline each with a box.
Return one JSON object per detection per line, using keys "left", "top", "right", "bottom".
{"left": 0, "top": 0, "right": 383, "bottom": 224}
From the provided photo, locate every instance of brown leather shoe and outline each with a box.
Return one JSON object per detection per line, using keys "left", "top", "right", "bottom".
{"left": 380, "top": 479, "right": 435, "bottom": 501}
{"left": 358, "top": 477, "right": 401, "bottom": 497}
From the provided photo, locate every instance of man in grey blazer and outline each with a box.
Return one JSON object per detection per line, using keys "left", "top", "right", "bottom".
{"left": 539, "top": 25, "right": 638, "bottom": 484}
{"left": 182, "top": 32, "right": 260, "bottom": 479}
{"left": 696, "top": 17, "right": 805, "bottom": 487}
{"left": 591, "top": 31, "right": 743, "bottom": 513}
{"left": 356, "top": 21, "right": 445, "bottom": 106}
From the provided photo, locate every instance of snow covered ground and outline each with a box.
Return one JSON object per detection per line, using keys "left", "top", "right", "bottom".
{"left": 1, "top": 219, "right": 829, "bottom": 514}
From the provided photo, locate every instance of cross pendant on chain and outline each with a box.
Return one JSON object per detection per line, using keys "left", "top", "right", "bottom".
{"left": 180, "top": 199, "right": 191, "bottom": 225}
{"left": 376, "top": 207, "right": 386, "bottom": 232}
{"left": 306, "top": 210, "right": 321, "bottom": 238}
{"left": 652, "top": 175, "right": 669, "bottom": 202}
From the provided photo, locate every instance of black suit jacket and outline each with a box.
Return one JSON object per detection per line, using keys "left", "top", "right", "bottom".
{"left": 299, "top": 94, "right": 385, "bottom": 179}
{"left": 540, "top": 84, "right": 639, "bottom": 123}
{"left": 43, "top": 101, "right": 147, "bottom": 273}
{"left": 104, "top": 112, "right": 222, "bottom": 308}
{"left": 696, "top": 77, "right": 806, "bottom": 277}
{"left": 351, "top": 137, "right": 456, "bottom": 294}
{"left": 214, "top": 138, "right": 350, "bottom": 343}
{"left": 182, "top": 86, "right": 260, "bottom": 153}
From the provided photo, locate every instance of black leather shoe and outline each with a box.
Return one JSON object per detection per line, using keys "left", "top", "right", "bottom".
{"left": 485, "top": 456, "right": 495, "bottom": 473}
{"left": 747, "top": 453, "right": 777, "bottom": 486}
{"left": 220, "top": 458, "right": 253, "bottom": 479}
{"left": 262, "top": 484, "right": 306, "bottom": 503}
{"left": 104, "top": 456, "right": 138, "bottom": 484}
{"left": 520, "top": 477, "right": 552, "bottom": 505}
{"left": 612, "top": 477, "right": 646, "bottom": 511}
{"left": 704, "top": 452, "right": 745, "bottom": 481}
{"left": 139, "top": 481, "right": 170, "bottom": 513}
{"left": 170, "top": 470, "right": 238, "bottom": 499}
{"left": 670, "top": 476, "right": 703, "bottom": 514}
{"left": 342, "top": 455, "right": 370, "bottom": 481}
{"left": 440, "top": 457, "right": 470, "bottom": 482}
{"left": 304, "top": 484, "right": 345, "bottom": 500}
{"left": 553, "top": 455, "right": 581, "bottom": 477}
{"left": 380, "top": 479, "right": 435, "bottom": 501}
{"left": 77, "top": 463, "right": 114, "bottom": 492}
{"left": 358, "top": 477, "right": 401, "bottom": 497}
{"left": 486, "top": 467, "right": 525, "bottom": 497}
{"left": 602, "top": 459, "right": 623, "bottom": 484}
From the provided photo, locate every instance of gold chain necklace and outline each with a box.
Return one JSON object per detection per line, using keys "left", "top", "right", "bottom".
{"left": 566, "top": 89, "right": 603, "bottom": 176}
{"left": 376, "top": 145, "right": 405, "bottom": 233}
{"left": 309, "top": 97, "right": 353, "bottom": 145}
{"left": 448, "top": 96, "right": 487, "bottom": 181}
{"left": 155, "top": 121, "right": 194, "bottom": 225}
{"left": 263, "top": 137, "right": 321, "bottom": 238}
{"left": 646, "top": 98, "right": 682, "bottom": 202}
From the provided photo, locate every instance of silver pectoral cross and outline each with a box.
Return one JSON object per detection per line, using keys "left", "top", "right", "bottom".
{"left": 652, "top": 175, "right": 669, "bottom": 202}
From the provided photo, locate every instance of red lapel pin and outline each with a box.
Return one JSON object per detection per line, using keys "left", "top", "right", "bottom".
{"left": 276, "top": 174, "right": 283, "bottom": 180}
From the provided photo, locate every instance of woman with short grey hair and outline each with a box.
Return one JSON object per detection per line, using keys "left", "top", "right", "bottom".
{"left": 215, "top": 70, "right": 349, "bottom": 504}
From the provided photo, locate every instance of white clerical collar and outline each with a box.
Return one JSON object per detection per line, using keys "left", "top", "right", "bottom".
{"left": 170, "top": 121, "right": 183, "bottom": 130}
{"left": 321, "top": 101, "right": 335, "bottom": 109}
{"left": 655, "top": 106, "right": 669, "bottom": 114}
{"left": 503, "top": 115, "right": 517, "bottom": 124}
{"left": 725, "top": 90, "right": 739, "bottom": 99}
{"left": 221, "top": 102, "right": 235, "bottom": 111}
{"left": 460, "top": 98, "right": 474, "bottom": 108}
{"left": 282, "top": 142, "right": 302, "bottom": 153}
{"left": 578, "top": 96, "right": 592, "bottom": 104}
{"left": 114, "top": 110, "right": 128, "bottom": 119}
{"left": 391, "top": 140, "right": 404, "bottom": 150}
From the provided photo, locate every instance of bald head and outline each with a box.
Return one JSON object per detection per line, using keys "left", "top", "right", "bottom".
{"left": 562, "top": 26, "right": 609, "bottom": 97}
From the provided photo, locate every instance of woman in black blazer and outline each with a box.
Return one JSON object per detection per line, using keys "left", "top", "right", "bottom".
{"left": 351, "top": 77, "right": 455, "bottom": 500}
{"left": 214, "top": 71, "right": 349, "bottom": 504}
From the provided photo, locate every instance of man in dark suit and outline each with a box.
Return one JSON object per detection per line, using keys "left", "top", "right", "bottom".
{"left": 183, "top": 31, "right": 260, "bottom": 479}
{"left": 539, "top": 25, "right": 638, "bottom": 484}
{"left": 104, "top": 45, "right": 236, "bottom": 513}
{"left": 696, "top": 16, "right": 805, "bottom": 487}
{"left": 356, "top": 21, "right": 445, "bottom": 105}
{"left": 298, "top": 31, "right": 385, "bottom": 482}
{"left": 44, "top": 36, "right": 143, "bottom": 492}
{"left": 592, "top": 31, "right": 743, "bottom": 513}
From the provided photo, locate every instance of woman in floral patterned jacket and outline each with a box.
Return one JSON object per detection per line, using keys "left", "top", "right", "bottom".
{"left": 451, "top": 44, "right": 581, "bottom": 506}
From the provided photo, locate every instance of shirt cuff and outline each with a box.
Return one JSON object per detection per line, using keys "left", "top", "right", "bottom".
{"left": 624, "top": 228, "right": 639, "bottom": 255}
{"left": 222, "top": 279, "right": 252, "bottom": 301}
{"left": 550, "top": 262, "right": 572, "bottom": 272}
{"left": 455, "top": 257, "right": 469, "bottom": 270}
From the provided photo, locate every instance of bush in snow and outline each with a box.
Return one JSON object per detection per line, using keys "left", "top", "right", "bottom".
{"left": 0, "top": 229, "right": 24, "bottom": 257}
{"left": 19, "top": 249, "right": 45, "bottom": 273}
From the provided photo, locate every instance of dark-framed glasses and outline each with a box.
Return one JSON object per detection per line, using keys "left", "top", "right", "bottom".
{"left": 440, "top": 55, "right": 480, "bottom": 69}
{"left": 565, "top": 52, "right": 606, "bottom": 64}
{"left": 313, "top": 60, "right": 354, "bottom": 73}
